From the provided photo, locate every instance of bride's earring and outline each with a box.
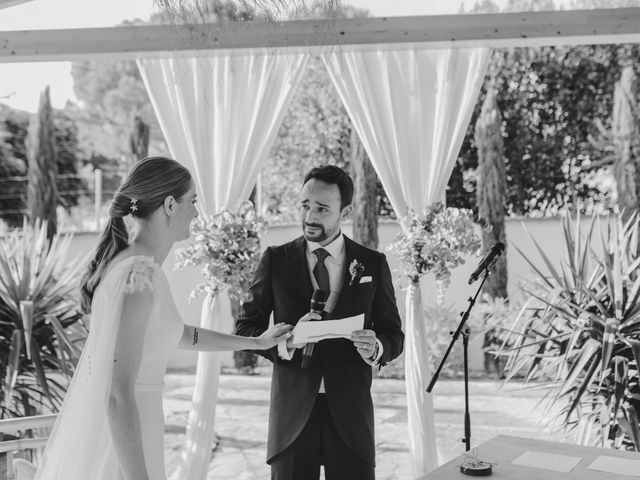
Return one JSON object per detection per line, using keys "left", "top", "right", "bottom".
{"left": 169, "top": 215, "right": 173, "bottom": 230}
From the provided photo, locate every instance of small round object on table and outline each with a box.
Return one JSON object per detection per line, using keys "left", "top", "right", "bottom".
{"left": 460, "top": 462, "right": 492, "bottom": 476}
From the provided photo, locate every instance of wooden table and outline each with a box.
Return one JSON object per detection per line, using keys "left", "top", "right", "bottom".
{"left": 419, "top": 435, "right": 640, "bottom": 479}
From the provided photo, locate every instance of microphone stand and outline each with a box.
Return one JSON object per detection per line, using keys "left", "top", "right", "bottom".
{"left": 426, "top": 267, "right": 493, "bottom": 476}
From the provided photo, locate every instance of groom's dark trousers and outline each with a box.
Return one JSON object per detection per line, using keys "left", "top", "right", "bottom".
{"left": 235, "top": 235, "right": 404, "bottom": 480}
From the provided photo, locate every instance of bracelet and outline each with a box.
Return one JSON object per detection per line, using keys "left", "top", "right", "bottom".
{"left": 368, "top": 341, "right": 379, "bottom": 361}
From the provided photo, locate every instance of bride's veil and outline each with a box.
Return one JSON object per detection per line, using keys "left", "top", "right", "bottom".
{"left": 35, "top": 256, "right": 154, "bottom": 479}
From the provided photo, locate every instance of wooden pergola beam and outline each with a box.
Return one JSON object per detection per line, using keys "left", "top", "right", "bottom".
{"left": 0, "top": 0, "right": 32, "bottom": 10}
{"left": 2, "top": 7, "right": 640, "bottom": 63}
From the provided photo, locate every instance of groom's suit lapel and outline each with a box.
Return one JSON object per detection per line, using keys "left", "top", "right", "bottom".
{"left": 329, "top": 235, "right": 358, "bottom": 319}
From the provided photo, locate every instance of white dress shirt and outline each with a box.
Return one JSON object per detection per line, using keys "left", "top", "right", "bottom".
{"left": 306, "top": 234, "right": 345, "bottom": 310}
{"left": 278, "top": 233, "right": 383, "bottom": 392}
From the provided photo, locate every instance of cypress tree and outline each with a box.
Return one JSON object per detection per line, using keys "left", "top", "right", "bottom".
{"left": 475, "top": 83, "right": 508, "bottom": 299}
{"left": 26, "top": 86, "right": 58, "bottom": 241}
{"left": 612, "top": 62, "right": 639, "bottom": 218}
{"left": 350, "top": 128, "right": 378, "bottom": 249}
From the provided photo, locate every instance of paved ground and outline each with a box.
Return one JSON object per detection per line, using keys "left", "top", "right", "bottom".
{"left": 162, "top": 372, "right": 564, "bottom": 479}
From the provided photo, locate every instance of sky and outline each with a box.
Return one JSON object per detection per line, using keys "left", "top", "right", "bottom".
{"left": 0, "top": 0, "right": 576, "bottom": 112}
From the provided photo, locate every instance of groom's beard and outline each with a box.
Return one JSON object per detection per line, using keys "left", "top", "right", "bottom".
{"left": 303, "top": 222, "right": 328, "bottom": 243}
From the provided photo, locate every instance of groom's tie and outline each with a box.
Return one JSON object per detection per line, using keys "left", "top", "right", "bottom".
{"left": 312, "top": 248, "right": 331, "bottom": 293}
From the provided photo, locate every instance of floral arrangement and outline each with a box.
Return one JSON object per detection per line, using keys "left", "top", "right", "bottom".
{"left": 174, "top": 201, "right": 266, "bottom": 303}
{"left": 387, "top": 203, "right": 481, "bottom": 285}
{"left": 348, "top": 260, "right": 365, "bottom": 286}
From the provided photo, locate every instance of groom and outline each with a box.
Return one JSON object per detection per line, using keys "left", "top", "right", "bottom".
{"left": 235, "top": 165, "right": 404, "bottom": 480}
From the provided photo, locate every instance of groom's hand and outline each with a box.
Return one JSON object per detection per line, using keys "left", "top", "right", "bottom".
{"left": 351, "top": 329, "right": 378, "bottom": 359}
{"left": 286, "top": 311, "right": 322, "bottom": 349}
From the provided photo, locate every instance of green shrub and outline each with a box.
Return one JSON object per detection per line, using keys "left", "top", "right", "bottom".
{"left": 504, "top": 212, "right": 640, "bottom": 450}
{"left": 0, "top": 221, "right": 87, "bottom": 418}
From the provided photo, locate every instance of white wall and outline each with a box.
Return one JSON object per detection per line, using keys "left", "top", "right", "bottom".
{"left": 62, "top": 215, "right": 598, "bottom": 371}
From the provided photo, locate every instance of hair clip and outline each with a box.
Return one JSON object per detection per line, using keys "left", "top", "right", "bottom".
{"left": 130, "top": 198, "right": 139, "bottom": 213}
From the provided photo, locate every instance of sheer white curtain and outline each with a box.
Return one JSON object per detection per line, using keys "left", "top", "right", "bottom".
{"left": 324, "top": 45, "right": 489, "bottom": 478}
{"left": 138, "top": 51, "right": 308, "bottom": 480}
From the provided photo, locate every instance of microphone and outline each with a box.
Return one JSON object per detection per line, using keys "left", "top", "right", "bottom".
{"left": 468, "top": 242, "right": 505, "bottom": 285}
{"left": 301, "top": 289, "right": 327, "bottom": 368}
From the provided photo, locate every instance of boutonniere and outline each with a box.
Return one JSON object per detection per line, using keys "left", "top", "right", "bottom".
{"left": 349, "top": 259, "right": 365, "bottom": 286}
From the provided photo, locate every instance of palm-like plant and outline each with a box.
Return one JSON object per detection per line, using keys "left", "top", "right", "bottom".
{"left": 0, "top": 221, "right": 87, "bottom": 418}
{"left": 503, "top": 211, "right": 640, "bottom": 450}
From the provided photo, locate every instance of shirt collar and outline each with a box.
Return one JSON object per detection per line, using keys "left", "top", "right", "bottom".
{"left": 307, "top": 232, "right": 344, "bottom": 260}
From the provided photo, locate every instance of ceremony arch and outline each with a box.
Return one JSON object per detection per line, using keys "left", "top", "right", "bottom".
{"left": 2, "top": 8, "right": 640, "bottom": 479}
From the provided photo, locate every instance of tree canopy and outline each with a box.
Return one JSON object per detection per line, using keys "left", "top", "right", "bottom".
{"left": 450, "top": 0, "right": 640, "bottom": 216}
{"left": 0, "top": 105, "right": 85, "bottom": 228}
{"left": 4, "top": 0, "right": 636, "bottom": 228}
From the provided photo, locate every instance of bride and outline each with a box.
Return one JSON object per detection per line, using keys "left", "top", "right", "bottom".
{"left": 34, "top": 156, "right": 292, "bottom": 480}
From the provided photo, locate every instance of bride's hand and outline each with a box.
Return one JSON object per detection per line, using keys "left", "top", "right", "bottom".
{"left": 256, "top": 323, "right": 294, "bottom": 349}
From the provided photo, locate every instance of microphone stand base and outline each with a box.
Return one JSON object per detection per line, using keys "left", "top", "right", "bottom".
{"left": 460, "top": 462, "right": 492, "bottom": 476}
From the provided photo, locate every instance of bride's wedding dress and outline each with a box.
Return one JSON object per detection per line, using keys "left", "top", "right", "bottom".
{"left": 35, "top": 255, "right": 183, "bottom": 480}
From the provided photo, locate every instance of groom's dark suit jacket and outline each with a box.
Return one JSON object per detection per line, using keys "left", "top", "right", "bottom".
{"left": 235, "top": 234, "right": 404, "bottom": 466}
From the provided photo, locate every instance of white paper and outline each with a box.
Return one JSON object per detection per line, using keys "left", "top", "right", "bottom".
{"left": 511, "top": 450, "right": 581, "bottom": 472}
{"left": 292, "top": 314, "right": 364, "bottom": 344}
{"left": 587, "top": 455, "right": 640, "bottom": 477}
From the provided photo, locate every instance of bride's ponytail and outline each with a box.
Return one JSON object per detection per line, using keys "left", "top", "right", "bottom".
{"left": 80, "top": 196, "right": 131, "bottom": 313}
{"left": 79, "top": 157, "right": 192, "bottom": 313}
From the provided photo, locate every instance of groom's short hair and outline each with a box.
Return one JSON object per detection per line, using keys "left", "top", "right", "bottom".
{"left": 303, "top": 165, "right": 354, "bottom": 210}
